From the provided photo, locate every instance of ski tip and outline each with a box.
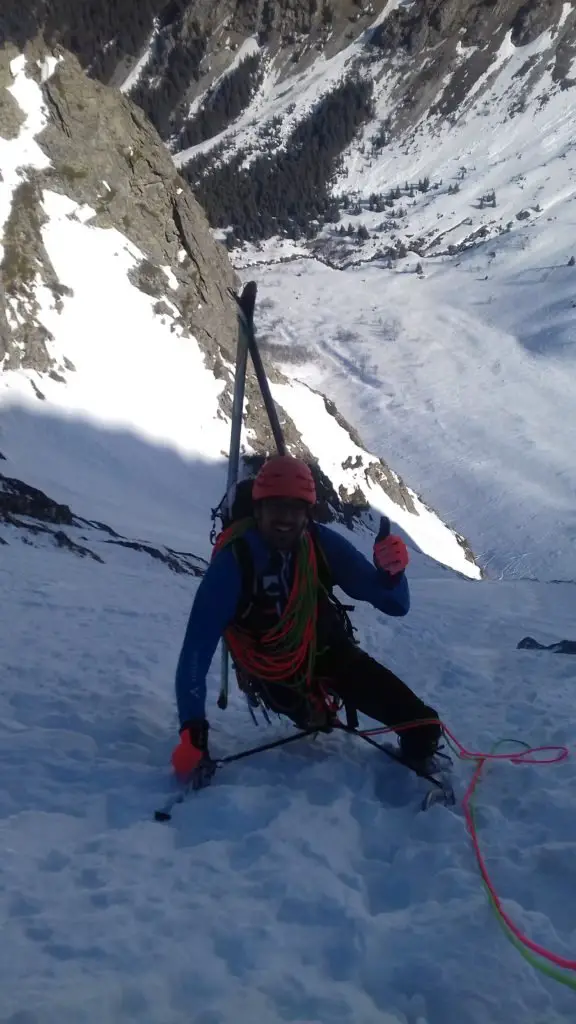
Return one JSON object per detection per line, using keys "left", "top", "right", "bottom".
{"left": 241, "top": 281, "right": 257, "bottom": 303}
{"left": 232, "top": 281, "right": 257, "bottom": 322}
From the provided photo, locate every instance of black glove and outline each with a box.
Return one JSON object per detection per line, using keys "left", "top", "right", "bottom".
{"left": 182, "top": 718, "right": 210, "bottom": 751}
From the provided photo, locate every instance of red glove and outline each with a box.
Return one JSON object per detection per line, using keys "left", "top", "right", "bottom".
{"left": 171, "top": 720, "right": 214, "bottom": 787}
{"left": 374, "top": 534, "right": 409, "bottom": 575}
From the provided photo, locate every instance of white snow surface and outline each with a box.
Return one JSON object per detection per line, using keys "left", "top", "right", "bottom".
{"left": 1, "top": 187, "right": 231, "bottom": 552}
{"left": 271, "top": 378, "right": 473, "bottom": 576}
{"left": 2, "top": 51, "right": 576, "bottom": 1024}
{"left": 2, "top": 517, "right": 576, "bottom": 1023}
{"left": 248, "top": 251, "right": 576, "bottom": 582}
{"left": 173, "top": 34, "right": 362, "bottom": 167}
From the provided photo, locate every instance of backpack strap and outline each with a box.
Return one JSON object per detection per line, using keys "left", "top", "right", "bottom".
{"left": 230, "top": 535, "right": 256, "bottom": 621}
{"left": 231, "top": 525, "right": 328, "bottom": 623}
{"left": 309, "top": 526, "right": 359, "bottom": 729}
{"left": 230, "top": 525, "right": 357, "bottom": 642}
{"left": 311, "top": 525, "right": 333, "bottom": 592}
{"left": 310, "top": 523, "right": 359, "bottom": 647}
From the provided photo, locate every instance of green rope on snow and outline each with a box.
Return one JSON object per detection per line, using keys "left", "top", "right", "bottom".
{"left": 464, "top": 737, "right": 576, "bottom": 992}
{"left": 215, "top": 522, "right": 322, "bottom": 710}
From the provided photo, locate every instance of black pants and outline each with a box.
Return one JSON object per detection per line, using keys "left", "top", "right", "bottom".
{"left": 256, "top": 642, "right": 441, "bottom": 760}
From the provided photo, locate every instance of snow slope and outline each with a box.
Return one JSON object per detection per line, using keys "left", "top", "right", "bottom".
{"left": 225, "top": 9, "right": 576, "bottom": 582}
{"left": 0, "top": 54, "right": 477, "bottom": 578}
{"left": 246, "top": 250, "right": 576, "bottom": 582}
{"left": 2, "top": 501, "right": 576, "bottom": 1024}
{"left": 2, "top": 46, "right": 576, "bottom": 1024}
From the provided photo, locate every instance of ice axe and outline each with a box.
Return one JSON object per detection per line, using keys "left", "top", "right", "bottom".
{"left": 373, "top": 515, "right": 391, "bottom": 566}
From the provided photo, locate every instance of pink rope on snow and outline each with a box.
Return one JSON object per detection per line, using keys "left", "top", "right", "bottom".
{"left": 360, "top": 720, "right": 572, "bottom": 971}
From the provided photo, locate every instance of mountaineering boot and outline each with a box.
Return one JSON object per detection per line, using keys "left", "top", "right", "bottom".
{"left": 398, "top": 718, "right": 446, "bottom": 777}
{"left": 397, "top": 748, "right": 450, "bottom": 778}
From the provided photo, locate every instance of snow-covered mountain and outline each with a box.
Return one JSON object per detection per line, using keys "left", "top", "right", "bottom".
{"left": 3, "top": 10, "right": 576, "bottom": 1024}
{"left": 0, "top": 47, "right": 478, "bottom": 578}
{"left": 4, "top": 2, "right": 576, "bottom": 577}
{"left": 111, "top": 0, "right": 576, "bottom": 582}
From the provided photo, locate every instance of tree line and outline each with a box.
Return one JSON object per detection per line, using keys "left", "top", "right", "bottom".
{"left": 183, "top": 76, "right": 375, "bottom": 244}
{"left": 177, "top": 54, "right": 263, "bottom": 151}
{"left": 2, "top": 0, "right": 165, "bottom": 82}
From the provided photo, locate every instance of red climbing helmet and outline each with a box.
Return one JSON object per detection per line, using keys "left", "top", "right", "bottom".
{"left": 253, "top": 455, "right": 317, "bottom": 505}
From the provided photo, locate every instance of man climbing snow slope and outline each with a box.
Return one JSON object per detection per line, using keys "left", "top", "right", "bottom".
{"left": 172, "top": 455, "right": 441, "bottom": 785}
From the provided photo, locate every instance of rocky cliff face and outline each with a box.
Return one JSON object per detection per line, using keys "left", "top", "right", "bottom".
{"left": 0, "top": 41, "right": 238, "bottom": 378}
{"left": 4, "top": 3, "right": 575, "bottom": 246}
{"left": 6, "top": 1, "right": 572, "bottom": 149}
{"left": 121, "top": 0, "right": 576, "bottom": 247}
{"left": 370, "top": 0, "right": 574, "bottom": 131}
{"left": 1, "top": 41, "right": 460, "bottom": 556}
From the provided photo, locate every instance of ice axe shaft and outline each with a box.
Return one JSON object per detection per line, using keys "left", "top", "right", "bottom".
{"left": 376, "top": 515, "right": 391, "bottom": 541}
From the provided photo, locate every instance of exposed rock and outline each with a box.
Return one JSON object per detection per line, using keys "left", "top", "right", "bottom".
{"left": 0, "top": 48, "right": 414, "bottom": 538}
{"left": 35, "top": 50, "right": 239, "bottom": 359}
{"left": 0, "top": 36, "right": 481, "bottom": 567}
{"left": 454, "top": 531, "right": 479, "bottom": 571}
{"left": 53, "top": 529, "right": 104, "bottom": 562}
{"left": 0, "top": 180, "right": 58, "bottom": 373}
{"left": 370, "top": 0, "right": 574, "bottom": 132}
{"left": 30, "top": 378, "right": 46, "bottom": 401}
{"left": 0, "top": 472, "right": 73, "bottom": 524}
{"left": 80, "top": 518, "right": 121, "bottom": 538}
{"left": 0, "top": 54, "right": 25, "bottom": 139}
{"left": 105, "top": 538, "right": 205, "bottom": 576}
{"left": 518, "top": 636, "right": 576, "bottom": 653}
{"left": 128, "top": 259, "right": 169, "bottom": 299}
{"left": 0, "top": 468, "right": 209, "bottom": 575}
{"left": 371, "top": 0, "right": 566, "bottom": 56}
{"left": 511, "top": 0, "right": 565, "bottom": 47}
{"left": 3, "top": 0, "right": 576, "bottom": 174}
{"left": 365, "top": 461, "right": 417, "bottom": 516}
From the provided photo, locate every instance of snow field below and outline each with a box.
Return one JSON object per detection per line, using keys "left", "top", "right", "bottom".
{"left": 226, "top": 5, "right": 576, "bottom": 587}
{"left": 251, "top": 254, "right": 576, "bottom": 583}
{"left": 2, "top": 534, "right": 576, "bottom": 1023}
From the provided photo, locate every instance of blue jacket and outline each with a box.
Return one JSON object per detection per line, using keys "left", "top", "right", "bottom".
{"left": 175, "top": 524, "right": 409, "bottom": 725}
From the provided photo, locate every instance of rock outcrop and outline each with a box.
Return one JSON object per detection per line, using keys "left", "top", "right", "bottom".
{"left": 0, "top": 34, "right": 481, "bottom": 571}
{"left": 0, "top": 45, "right": 429, "bottom": 534}
{"left": 0, "top": 41, "right": 239, "bottom": 378}
{"left": 0, "top": 468, "right": 209, "bottom": 573}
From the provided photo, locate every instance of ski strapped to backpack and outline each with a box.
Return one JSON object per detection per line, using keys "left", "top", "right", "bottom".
{"left": 211, "top": 281, "right": 358, "bottom": 724}
{"left": 216, "top": 280, "right": 289, "bottom": 710}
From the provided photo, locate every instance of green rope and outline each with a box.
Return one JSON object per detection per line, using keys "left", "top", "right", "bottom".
{"left": 218, "top": 524, "right": 321, "bottom": 709}
{"left": 467, "top": 738, "right": 576, "bottom": 992}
